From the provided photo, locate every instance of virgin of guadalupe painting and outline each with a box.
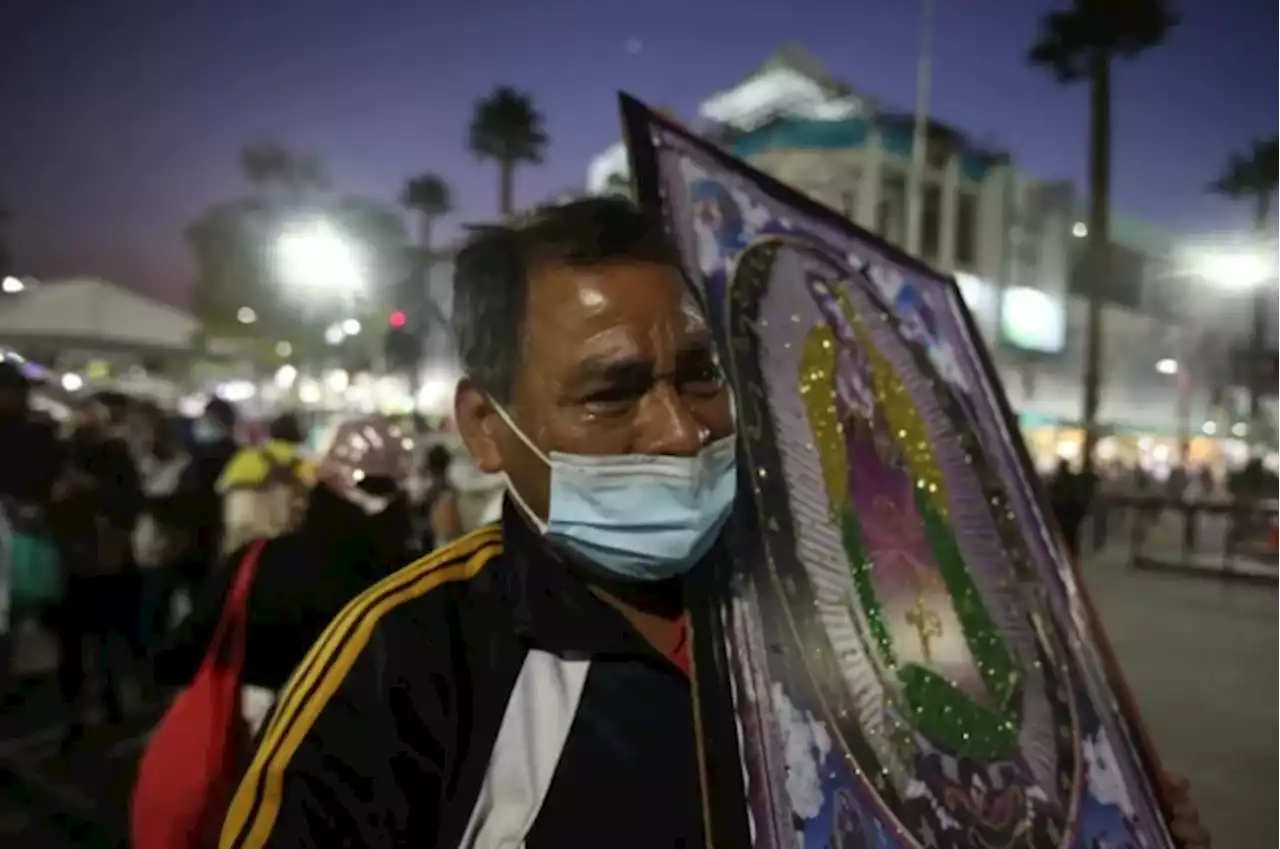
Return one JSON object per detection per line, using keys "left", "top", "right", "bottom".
{"left": 619, "top": 94, "right": 1175, "bottom": 849}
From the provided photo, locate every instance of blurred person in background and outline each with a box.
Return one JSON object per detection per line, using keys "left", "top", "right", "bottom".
{"left": 0, "top": 361, "right": 64, "bottom": 704}
{"left": 49, "top": 396, "right": 143, "bottom": 745}
{"left": 1048, "top": 459, "right": 1091, "bottom": 560}
{"left": 216, "top": 412, "right": 314, "bottom": 557}
{"left": 0, "top": 362, "right": 63, "bottom": 505}
{"left": 133, "top": 405, "right": 196, "bottom": 655}
{"left": 417, "top": 444, "right": 461, "bottom": 553}
{"left": 180, "top": 398, "right": 241, "bottom": 589}
{"left": 154, "top": 416, "right": 414, "bottom": 736}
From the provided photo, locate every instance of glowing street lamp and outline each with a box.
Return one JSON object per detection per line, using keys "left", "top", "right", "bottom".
{"left": 1172, "top": 238, "right": 1277, "bottom": 442}
{"left": 1173, "top": 245, "right": 1276, "bottom": 291}
{"left": 275, "top": 219, "right": 366, "bottom": 296}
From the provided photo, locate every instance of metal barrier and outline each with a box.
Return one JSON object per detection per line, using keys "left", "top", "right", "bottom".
{"left": 1099, "top": 494, "right": 1279, "bottom": 585}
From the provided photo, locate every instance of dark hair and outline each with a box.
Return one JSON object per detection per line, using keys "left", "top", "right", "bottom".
{"left": 204, "top": 397, "right": 238, "bottom": 429}
{"left": 426, "top": 444, "right": 453, "bottom": 477}
{"left": 269, "top": 412, "right": 305, "bottom": 444}
{"left": 91, "top": 390, "right": 132, "bottom": 425}
{"left": 0, "top": 360, "right": 30, "bottom": 395}
{"left": 451, "top": 197, "right": 673, "bottom": 402}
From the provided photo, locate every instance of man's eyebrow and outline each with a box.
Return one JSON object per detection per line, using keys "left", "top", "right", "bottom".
{"left": 571, "top": 353, "right": 654, "bottom": 385}
{"left": 675, "top": 338, "right": 719, "bottom": 364}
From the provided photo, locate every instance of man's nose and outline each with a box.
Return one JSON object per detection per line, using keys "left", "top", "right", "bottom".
{"left": 635, "top": 384, "right": 706, "bottom": 456}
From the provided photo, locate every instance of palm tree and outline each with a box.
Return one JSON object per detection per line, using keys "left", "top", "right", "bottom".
{"left": 1210, "top": 136, "right": 1279, "bottom": 423}
{"left": 468, "top": 86, "right": 548, "bottom": 217}
{"left": 1029, "top": 0, "right": 1176, "bottom": 473}
{"left": 1210, "top": 137, "right": 1278, "bottom": 232}
{"left": 400, "top": 173, "right": 453, "bottom": 252}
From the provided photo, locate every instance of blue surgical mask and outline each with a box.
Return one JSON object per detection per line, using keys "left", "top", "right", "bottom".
{"left": 495, "top": 407, "right": 737, "bottom": 581}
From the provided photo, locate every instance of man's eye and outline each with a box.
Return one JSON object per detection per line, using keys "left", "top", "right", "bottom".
{"left": 583, "top": 398, "right": 636, "bottom": 418}
{"left": 678, "top": 365, "right": 725, "bottom": 394}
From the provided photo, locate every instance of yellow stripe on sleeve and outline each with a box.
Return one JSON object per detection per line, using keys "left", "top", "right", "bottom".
{"left": 220, "top": 525, "right": 503, "bottom": 849}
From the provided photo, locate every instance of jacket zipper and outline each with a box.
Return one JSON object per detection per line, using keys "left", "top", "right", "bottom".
{"left": 686, "top": 618, "right": 717, "bottom": 849}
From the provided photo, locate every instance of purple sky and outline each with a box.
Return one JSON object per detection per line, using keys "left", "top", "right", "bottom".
{"left": 1, "top": 0, "right": 1274, "bottom": 305}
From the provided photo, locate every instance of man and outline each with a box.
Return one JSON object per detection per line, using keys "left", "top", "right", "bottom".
{"left": 179, "top": 398, "right": 240, "bottom": 588}
{"left": 219, "top": 199, "right": 1209, "bottom": 849}
{"left": 49, "top": 395, "right": 143, "bottom": 742}
{"left": 219, "top": 198, "right": 742, "bottom": 848}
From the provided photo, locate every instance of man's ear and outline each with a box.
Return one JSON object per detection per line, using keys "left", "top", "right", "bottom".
{"left": 454, "top": 378, "right": 504, "bottom": 474}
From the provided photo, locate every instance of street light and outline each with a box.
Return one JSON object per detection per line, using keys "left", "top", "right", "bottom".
{"left": 1071, "top": 222, "right": 1088, "bottom": 239}
{"left": 1173, "top": 241, "right": 1277, "bottom": 430}
{"left": 275, "top": 219, "right": 366, "bottom": 295}
{"left": 1155, "top": 358, "right": 1178, "bottom": 375}
{"left": 1, "top": 276, "right": 24, "bottom": 294}
{"left": 341, "top": 318, "right": 361, "bottom": 336}
{"left": 1175, "top": 246, "right": 1274, "bottom": 291}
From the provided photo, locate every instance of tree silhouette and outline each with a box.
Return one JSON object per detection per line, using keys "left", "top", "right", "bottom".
{"left": 468, "top": 86, "right": 548, "bottom": 217}
{"left": 187, "top": 142, "right": 407, "bottom": 362}
{"left": 400, "top": 173, "right": 453, "bottom": 252}
{"left": 1210, "top": 136, "right": 1279, "bottom": 425}
{"left": 1029, "top": 0, "right": 1176, "bottom": 473}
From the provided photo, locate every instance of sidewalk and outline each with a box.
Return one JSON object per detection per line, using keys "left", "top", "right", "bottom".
{"left": 1080, "top": 544, "right": 1278, "bottom": 849}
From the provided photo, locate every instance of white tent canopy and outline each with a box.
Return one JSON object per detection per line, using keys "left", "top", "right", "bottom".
{"left": 0, "top": 278, "right": 198, "bottom": 352}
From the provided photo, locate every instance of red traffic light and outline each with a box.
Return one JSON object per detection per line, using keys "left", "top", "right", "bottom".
{"left": 389, "top": 310, "right": 406, "bottom": 329}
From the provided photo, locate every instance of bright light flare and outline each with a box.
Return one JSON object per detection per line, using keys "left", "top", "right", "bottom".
{"left": 1155, "top": 358, "right": 1178, "bottom": 375}
{"left": 275, "top": 219, "right": 366, "bottom": 295}
{"left": 2, "top": 276, "right": 24, "bottom": 294}
{"left": 274, "top": 365, "right": 298, "bottom": 390}
{"left": 1176, "top": 246, "right": 1275, "bottom": 290}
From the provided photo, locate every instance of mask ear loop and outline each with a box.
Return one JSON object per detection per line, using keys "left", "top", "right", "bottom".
{"left": 489, "top": 399, "right": 550, "bottom": 534}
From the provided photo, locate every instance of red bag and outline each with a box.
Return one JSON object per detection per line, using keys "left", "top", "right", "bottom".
{"left": 131, "top": 540, "right": 266, "bottom": 849}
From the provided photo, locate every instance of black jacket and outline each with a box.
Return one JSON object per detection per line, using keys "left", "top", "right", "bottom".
{"left": 0, "top": 413, "right": 62, "bottom": 508}
{"left": 155, "top": 486, "right": 415, "bottom": 691}
{"left": 217, "top": 504, "right": 751, "bottom": 849}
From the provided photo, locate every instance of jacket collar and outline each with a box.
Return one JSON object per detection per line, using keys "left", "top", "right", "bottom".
{"left": 497, "top": 499, "right": 696, "bottom": 661}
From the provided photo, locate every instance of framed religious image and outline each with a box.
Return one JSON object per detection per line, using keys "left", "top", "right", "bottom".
{"left": 620, "top": 93, "right": 1175, "bottom": 849}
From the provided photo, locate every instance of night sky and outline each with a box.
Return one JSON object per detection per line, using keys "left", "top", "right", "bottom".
{"left": 2, "top": 0, "right": 1275, "bottom": 305}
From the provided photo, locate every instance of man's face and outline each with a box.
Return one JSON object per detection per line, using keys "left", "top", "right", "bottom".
{"left": 458, "top": 261, "right": 733, "bottom": 521}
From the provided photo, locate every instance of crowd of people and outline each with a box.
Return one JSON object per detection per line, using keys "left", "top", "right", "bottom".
{"left": 0, "top": 360, "right": 465, "bottom": 748}
{"left": 0, "top": 197, "right": 1213, "bottom": 848}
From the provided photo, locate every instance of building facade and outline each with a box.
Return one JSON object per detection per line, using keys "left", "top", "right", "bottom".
{"left": 584, "top": 46, "right": 1277, "bottom": 468}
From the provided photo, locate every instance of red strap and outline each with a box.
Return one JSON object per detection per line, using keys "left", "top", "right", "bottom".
{"left": 198, "top": 539, "right": 267, "bottom": 675}
{"left": 668, "top": 615, "right": 691, "bottom": 678}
